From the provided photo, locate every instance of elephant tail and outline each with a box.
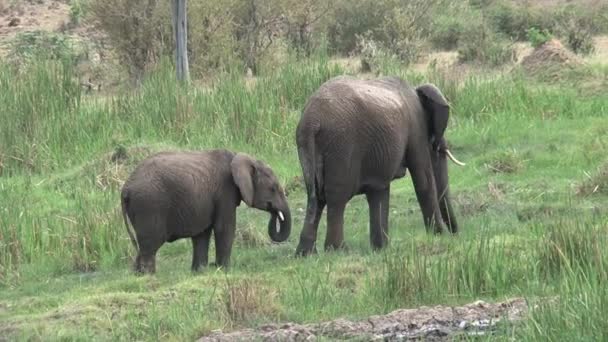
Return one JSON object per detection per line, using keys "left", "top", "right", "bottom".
{"left": 121, "top": 191, "right": 139, "bottom": 251}
{"left": 296, "top": 122, "right": 323, "bottom": 202}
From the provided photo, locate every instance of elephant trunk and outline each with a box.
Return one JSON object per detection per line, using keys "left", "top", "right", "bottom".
{"left": 438, "top": 186, "right": 458, "bottom": 233}
{"left": 433, "top": 145, "right": 459, "bottom": 233}
{"left": 268, "top": 204, "right": 291, "bottom": 242}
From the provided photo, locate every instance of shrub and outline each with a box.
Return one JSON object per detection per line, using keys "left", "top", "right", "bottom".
{"left": 457, "top": 22, "right": 513, "bottom": 66}
{"left": 431, "top": 15, "right": 465, "bottom": 50}
{"left": 88, "top": 0, "right": 170, "bottom": 85}
{"left": 526, "top": 27, "right": 552, "bottom": 48}
{"left": 563, "top": 19, "right": 595, "bottom": 55}
{"left": 69, "top": 0, "right": 86, "bottom": 26}
{"left": 8, "top": 31, "right": 85, "bottom": 67}
{"left": 380, "top": 0, "right": 440, "bottom": 65}
{"left": 187, "top": 0, "right": 240, "bottom": 76}
{"left": 326, "top": 0, "right": 387, "bottom": 55}
{"left": 355, "top": 32, "right": 401, "bottom": 73}
{"left": 488, "top": 3, "right": 552, "bottom": 41}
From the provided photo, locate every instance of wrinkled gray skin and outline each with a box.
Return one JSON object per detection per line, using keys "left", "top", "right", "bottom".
{"left": 121, "top": 149, "right": 291, "bottom": 273}
{"left": 295, "top": 76, "right": 459, "bottom": 256}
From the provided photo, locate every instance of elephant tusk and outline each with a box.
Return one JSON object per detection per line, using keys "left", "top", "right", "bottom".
{"left": 446, "top": 149, "right": 466, "bottom": 166}
{"left": 278, "top": 211, "right": 285, "bottom": 222}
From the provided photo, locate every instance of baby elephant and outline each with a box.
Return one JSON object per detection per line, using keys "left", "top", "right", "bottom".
{"left": 120, "top": 149, "right": 291, "bottom": 274}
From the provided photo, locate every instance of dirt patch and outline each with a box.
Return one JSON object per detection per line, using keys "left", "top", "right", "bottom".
{"left": 520, "top": 39, "right": 583, "bottom": 78}
{"left": 0, "top": 0, "right": 71, "bottom": 54}
{"left": 199, "top": 297, "right": 528, "bottom": 341}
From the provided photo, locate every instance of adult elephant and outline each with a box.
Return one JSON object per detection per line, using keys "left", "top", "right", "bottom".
{"left": 295, "top": 76, "right": 465, "bottom": 256}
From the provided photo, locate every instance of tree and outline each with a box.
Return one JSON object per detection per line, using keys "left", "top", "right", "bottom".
{"left": 89, "top": 0, "right": 166, "bottom": 86}
{"left": 234, "top": 0, "right": 284, "bottom": 75}
{"left": 172, "top": 0, "right": 190, "bottom": 82}
{"left": 284, "top": 0, "right": 331, "bottom": 57}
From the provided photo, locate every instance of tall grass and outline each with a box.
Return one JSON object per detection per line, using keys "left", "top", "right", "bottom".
{"left": 2, "top": 53, "right": 608, "bottom": 282}
{"left": 0, "top": 53, "right": 344, "bottom": 281}
{"left": 0, "top": 54, "right": 342, "bottom": 177}
{"left": 1, "top": 51, "right": 608, "bottom": 340}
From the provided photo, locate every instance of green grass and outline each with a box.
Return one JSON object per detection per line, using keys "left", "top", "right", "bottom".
{"left": 1, "top": 53, "right": 607, "bottom": 340}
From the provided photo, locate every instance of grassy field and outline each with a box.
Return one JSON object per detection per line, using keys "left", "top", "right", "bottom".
{"left": 1, "top": 51, "right": 608, "bottom": 341}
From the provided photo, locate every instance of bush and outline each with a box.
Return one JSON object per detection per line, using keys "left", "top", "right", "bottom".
{"left": 355, "top": 32, "right": 401, "bottom": 73}
{"left": 526, "top": 27, "right": 552, "bottom": 48}
{"left": 563, "top": 19, "right": 596, "bottom": 55}
{"left": 431, "top": 15, "right": 465, "bottom": 50}
{"left": 457, "top": 22, "right": 513, "bottom": 66}
{"left": 488, "top": 3, "right": 553, "bottom": 41}
{"left": 69, "top": 0, "right": 86, "bottom": 26}
{"left": 188, "top": 0, "right": 240, "bottom": 76}
{"left": 326, "top": 0, "right": 387, "bottom": 55}
{"left": 89, "top": 0, "right": 170, "bottom": 85}
{"left": 379, "top": 0, "right": 439, "bottom": 65}
{"left": 8, "top": 31, "right": 85, "bottom": 67}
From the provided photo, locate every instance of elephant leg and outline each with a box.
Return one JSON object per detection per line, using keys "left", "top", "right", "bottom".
{"left": 135, "top": 239, "right": 163, "bottom": 274}
{"left": 213, "top": 209, "right": 237, "bottom": 269}
{"left": 325, "top": 201, "right": 347, "bottom": 251}
{"left": 366, "top": 187, "right": 390, "bottom": 250}
{"left": 133, "top": 217, "right": 165, "bottom": 274}
{"left": 295, "top": 196, "right": 326, "bottom": 256}
{"left": 407, "top": 150, "right": 446, "bottom": 234}
{"left": 191, "top": 228, "right": 212, "bottom": 272}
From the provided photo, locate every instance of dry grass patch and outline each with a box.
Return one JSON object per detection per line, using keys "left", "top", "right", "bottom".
{"left": 235, "top": 224, "right": 268, "bottom": 248}
{"left": 520, "top": 39, "right": 585, "bottom": 80}
{"left": 485, "top": 149, "right": 525, "bottom": 174}
{"left": 79, "top": 145, "right": 154, "bottom": 191}
{"left": 220, "top": 278, "right": 281, "bottom": 325}
{"left": 576, "top": 162, "right": 608, "bottom": 196}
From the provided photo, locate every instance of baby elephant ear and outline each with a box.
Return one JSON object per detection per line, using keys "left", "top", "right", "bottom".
{"left": 231, "top": 153, "right": 256, "bottom": 207}
{"left": 416, "top": 83, "right": 450, "bottom": 145}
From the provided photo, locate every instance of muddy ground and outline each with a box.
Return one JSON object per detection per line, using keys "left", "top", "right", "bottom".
{"left": 199, "top": 298, "right": 528, "bottom": 341}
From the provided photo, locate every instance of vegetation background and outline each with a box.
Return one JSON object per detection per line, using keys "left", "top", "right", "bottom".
{"left": 0, "top": 0, "right": 607, "bottom": 340}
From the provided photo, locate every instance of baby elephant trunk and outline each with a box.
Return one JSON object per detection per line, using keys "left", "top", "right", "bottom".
{"left": 268, "top": 204, "right": 291, "bottom": 243}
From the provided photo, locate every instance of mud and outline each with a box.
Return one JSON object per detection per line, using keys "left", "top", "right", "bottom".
{"left": 198, "top": 297, "right": 528, "bottom": 341}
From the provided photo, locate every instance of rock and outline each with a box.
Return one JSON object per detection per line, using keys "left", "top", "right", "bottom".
{"left": 197, "top": 298, "right": 530, "bottom": 341}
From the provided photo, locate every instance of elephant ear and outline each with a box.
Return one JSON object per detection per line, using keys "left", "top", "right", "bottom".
{"left": 416, "top": 83, "right": 450, "bottom": 147}
{"left": 231, "top": 153, "right": 256, "bottom": 207}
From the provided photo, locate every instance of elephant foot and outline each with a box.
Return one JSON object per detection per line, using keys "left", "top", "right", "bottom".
{"left": 134, "top": 254, "right": 156, "bottom": 275}
{"left": 371, "top": 241, "right": 388, "bottom": 251}
{"left": 209, "top": 262, "right": 230, "bottom": 271}
{"left": 324, "top": 241, "right": 349, "bottom": 253}
{"left": 295, "top": 239, "right": 318, "bottom": 257}
{"left": 191, "top": 264, "right": 207, "bottom": 274}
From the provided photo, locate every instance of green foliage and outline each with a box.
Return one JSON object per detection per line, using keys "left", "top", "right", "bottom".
{"left": 1, "top": 56, "right": 608, "bottom": 339}
{"left": 88, "top": 0, "right": 170, "bottom": 84}
{"left": 526, "top": 27, "right": 552, "bottom": 48}
{"left": 430, "top": 15, "right": 466, "bottom": 50}
{"left": 69, "top": 0, "right": 86, "bottom": 26}
{"left": 457, "top": 21, "right": 513, "bottom": 66}
{"left": 563, "top": 19, "right": 596, "bottom": 55}
{"left": 488, "top": 2, "right": 552, "bottom": 41}
{"left": 326, "top": 0, "right": 386, "bottom": 55}
{"left": 2, "top": 0, "right": 608, "bottom": 337}
{"left": 8, "top": 31, "right": 83, "bottom": 65}
{"left": 187, "top": 0, "right": 241, "bottom": 76}
{"left": 355, "top": 32, "right": 401, "bottom": 73}
{"left": 0, "top": 60, "right": 82, "bottom": 176}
